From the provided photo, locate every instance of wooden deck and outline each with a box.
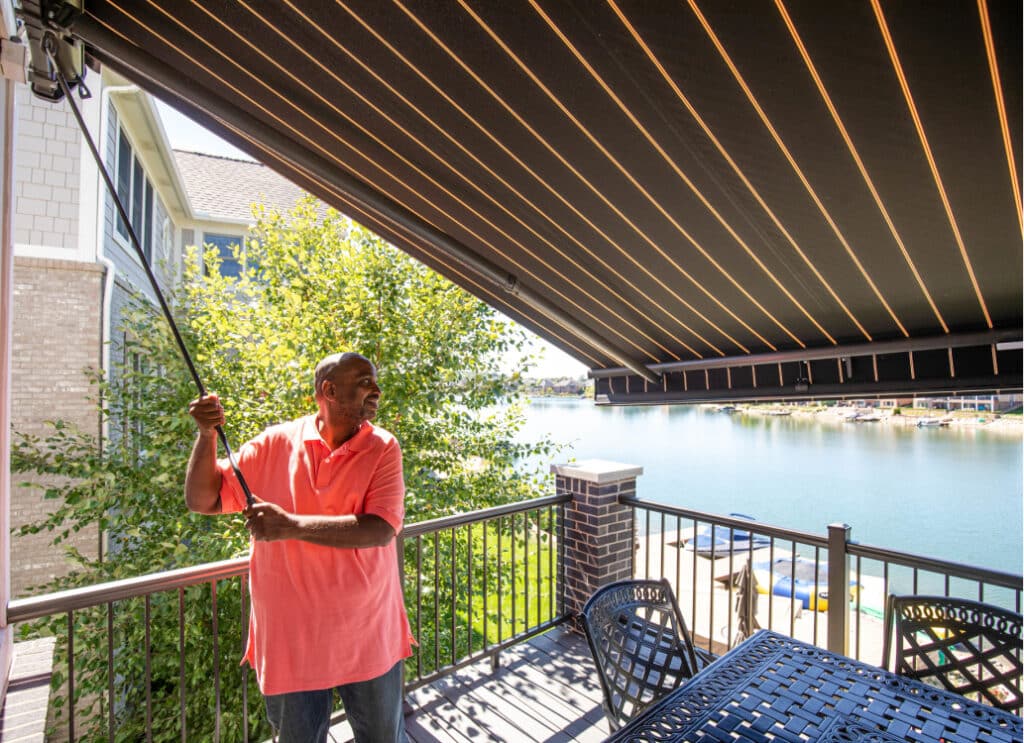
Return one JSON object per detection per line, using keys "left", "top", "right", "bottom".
{"left": 0, "top": 637, "right": 56, "bottom": 743}
{"left": 329, "top": 627, "right": 612, "bottom": 742}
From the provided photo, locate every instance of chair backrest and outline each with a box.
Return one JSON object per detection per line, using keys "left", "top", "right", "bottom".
{"left": 580, "top": 579, "right": 705, "bottom": 731}
{"left": 881, "top": 594, "right": 1023, "bottom": 713}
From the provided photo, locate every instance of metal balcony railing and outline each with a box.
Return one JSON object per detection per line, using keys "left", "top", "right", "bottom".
{"left": 398, "top": 493, "right": 572, "bottom": 690}
{"left": 625, "top": 496, "right": 1022, "bottom": 664}
{"left": 6, "top": 493, "right": 1021, "bottom": 740}
{"left": 7, "top": 557, "right": 251, "bottom": 742}
{"left": 5, "top": 494, "right": 572, "bottom": 742}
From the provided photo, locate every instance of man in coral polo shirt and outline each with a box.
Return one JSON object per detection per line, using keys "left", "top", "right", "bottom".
{"left": 185, "top": 352, "right": 412, "bottom": 742}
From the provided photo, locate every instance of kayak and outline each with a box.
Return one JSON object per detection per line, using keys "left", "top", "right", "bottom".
{"left": 685, "top": 514, "right": 771, "bottom": 558}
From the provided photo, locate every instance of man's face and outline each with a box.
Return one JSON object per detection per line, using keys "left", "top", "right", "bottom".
{"left": 325, "top": 358, "right": 381, "bottom": 423}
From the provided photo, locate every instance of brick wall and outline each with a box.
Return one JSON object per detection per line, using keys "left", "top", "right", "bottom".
{"left": 10, "top": 256, "right": 104, "bottom": 597}
{"left": 552, "top": 461, "right": 640, "bottom": 619}
{"left": 12, "top": 87, "right": 80, "bottom": 252}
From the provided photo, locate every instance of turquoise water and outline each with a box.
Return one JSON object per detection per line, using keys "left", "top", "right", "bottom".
{"left": 519, "top": 399, "right": 1023, "bottom": 575}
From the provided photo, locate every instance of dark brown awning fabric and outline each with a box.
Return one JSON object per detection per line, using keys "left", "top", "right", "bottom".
{"left": 31, "top": 1, "right": 1023, "bottom": 402}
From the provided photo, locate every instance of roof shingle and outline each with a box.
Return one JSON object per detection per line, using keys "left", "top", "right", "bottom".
{"left": 173, "top": 149, "right": 309, "bottom": 222}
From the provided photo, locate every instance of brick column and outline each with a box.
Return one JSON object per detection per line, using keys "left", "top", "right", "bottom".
{"left": 553, "top": 460, "right": 641, "bottom": 620}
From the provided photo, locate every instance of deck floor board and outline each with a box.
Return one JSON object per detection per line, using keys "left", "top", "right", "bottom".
{"left": 329, "top": 627, "right": 609, "bottom": 742}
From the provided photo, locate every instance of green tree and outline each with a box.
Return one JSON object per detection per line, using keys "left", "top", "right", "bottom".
{"left": 12, "top": 196, "right": 556, "bottom": 741}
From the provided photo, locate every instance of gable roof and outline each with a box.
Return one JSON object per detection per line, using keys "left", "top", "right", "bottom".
{"left": 32, "top": 2, "right": 1022, "bottom": 402}
{"left": 173, "top": 149, "right": 309, "bottom": 223}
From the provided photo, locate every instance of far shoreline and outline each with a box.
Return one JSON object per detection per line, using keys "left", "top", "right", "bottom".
{"left": 720, "top": 403, "right": 1024, "bottom": 434}
{"left": 526, "top": 395, "right": 1023, "bottom": 434}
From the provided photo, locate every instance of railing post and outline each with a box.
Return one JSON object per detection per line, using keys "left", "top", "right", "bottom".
{"left": 826, "top": 523, "right": 851, "bottom": 655}
{"left": 552, "top": 460, "right": 642, "bottom": 628}
{"left": 0, "top": 78, "right": 14, "bottom": 706}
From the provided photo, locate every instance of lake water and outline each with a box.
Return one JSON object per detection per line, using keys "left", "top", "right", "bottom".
{"left": 519, "top": 398, "right": 1023, "bottom": 575}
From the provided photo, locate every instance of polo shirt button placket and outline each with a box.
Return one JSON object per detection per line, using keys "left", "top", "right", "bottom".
{"left": 317, "top": 452, "right": 333, "bottom": 487}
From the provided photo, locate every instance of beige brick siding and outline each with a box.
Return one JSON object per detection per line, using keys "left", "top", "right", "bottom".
{"left": 10, "top": 256, "right": 103, "bottom": 597}
{"left": 13, "top": 86, "right": 81, "bottom": 251}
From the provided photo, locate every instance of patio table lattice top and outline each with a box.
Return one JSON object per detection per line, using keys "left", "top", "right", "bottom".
{"left": 607, "top": 630, "right": 1023, "bottom": 743}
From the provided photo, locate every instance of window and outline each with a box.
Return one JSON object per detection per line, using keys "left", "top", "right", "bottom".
{"left": 114, "top": 124, "right": 154, "bottom": 264}
{"left": 143, "top": 180, "right": 153, "bottom": 259}
{"left": 123, "top": 345, "right": 146, "bottom": 460}
{"left": 204, "top": 233, "right": 243, "bottom": 278}
{"left": 131, "top": 159, "right": 143, "bottom": 243}
{"left": 161, "top": 217, "right": 173, "bottom": 262}
{"left": 116, "top": 130, "right": 131, "bottom": 237}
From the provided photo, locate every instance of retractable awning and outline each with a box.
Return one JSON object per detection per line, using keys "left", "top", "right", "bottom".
{"left": 21, "top": 0, "right": 1022, "bottom": 403}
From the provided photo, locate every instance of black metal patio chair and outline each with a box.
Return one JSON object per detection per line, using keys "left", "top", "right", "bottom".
{"left": 881, "top": 594, "right": 1023, "bottom": 714}
{"left": 731, "top": 560, "right": 761, "bottom": 649}
{"left": 580, "top": 578, "right": 714, "bottom": 732}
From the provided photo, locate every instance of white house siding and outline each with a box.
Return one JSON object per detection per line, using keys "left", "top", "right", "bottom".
{"left": 12, "top": 86, "right": 84, "bottom": 261}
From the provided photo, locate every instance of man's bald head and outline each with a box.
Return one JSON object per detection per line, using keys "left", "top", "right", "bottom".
{"left": 314, "top": 352, "right": 372, "bottom": 399}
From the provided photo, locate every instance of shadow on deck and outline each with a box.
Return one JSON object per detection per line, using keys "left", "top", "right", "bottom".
{"left": 330, "top": 627, "right": 611, "bottom": 742}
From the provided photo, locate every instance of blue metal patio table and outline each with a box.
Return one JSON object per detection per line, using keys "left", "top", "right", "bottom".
{"left": 603, "top": 629, "right": 1022, "bottom": 742}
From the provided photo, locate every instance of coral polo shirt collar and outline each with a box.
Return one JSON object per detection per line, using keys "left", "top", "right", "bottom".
{"left": 300, "top": 414, "right": 374, "bottom": 453}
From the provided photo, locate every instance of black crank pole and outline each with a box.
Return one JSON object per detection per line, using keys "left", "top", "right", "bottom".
{"left": 46, "top": 35, "right": 255, "bottom": 508}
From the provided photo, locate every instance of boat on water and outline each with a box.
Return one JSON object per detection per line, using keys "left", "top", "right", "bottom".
{"left": 846, "top": 412, "right": 882, "bottom": 422}
{"left": 752, "top": 556, "right": 860, "bottom": 612}
{"left": 684, "top": 514, "right": 771, "bottom": 557}
{"left": 917, "top": 417, "right": 951, "bottom": 428}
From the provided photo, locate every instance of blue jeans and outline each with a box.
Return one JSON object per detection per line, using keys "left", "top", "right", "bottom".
{"left": 265, "top": 661, "right": 407, "bottom": 743}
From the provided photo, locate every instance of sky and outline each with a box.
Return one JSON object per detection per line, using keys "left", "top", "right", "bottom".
{"left": 156, "top": 102, "right": 588, "bottom": 379}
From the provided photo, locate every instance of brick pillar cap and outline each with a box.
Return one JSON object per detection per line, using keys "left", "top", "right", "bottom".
{"left": 550, "top": 460, "right": 643, "bottom": 483}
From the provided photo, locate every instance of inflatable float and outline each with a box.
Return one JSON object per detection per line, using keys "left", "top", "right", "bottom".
{"left": 752, "top": 555, "right": 859, "bottom": 612}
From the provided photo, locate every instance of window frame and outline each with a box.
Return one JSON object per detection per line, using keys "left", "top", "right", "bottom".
{"left": 202, "top": 232, "right": 246, "bottom": 278}
{"left": 113, "top": 121, "right": 155, "bottom": 265}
